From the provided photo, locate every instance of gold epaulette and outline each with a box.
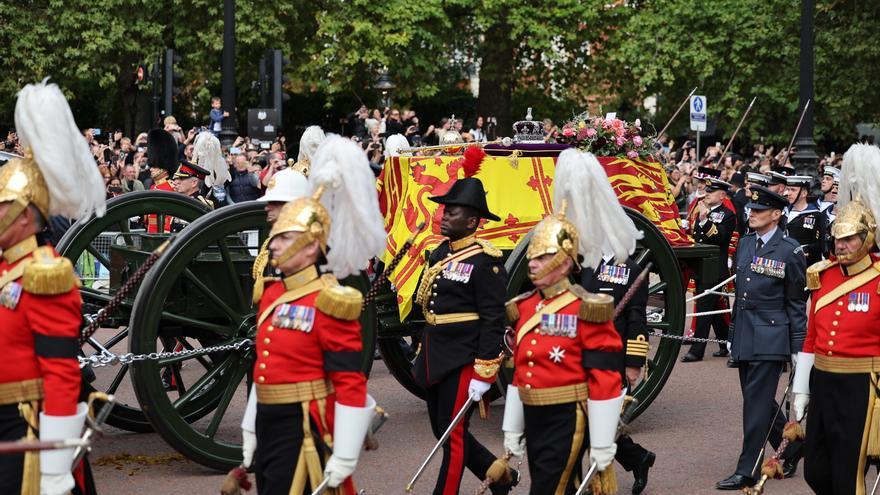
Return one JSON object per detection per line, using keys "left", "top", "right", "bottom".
{"left": 806, "top": 259, "right": 837, "bottom": 290}
{"left": 570, "top": 285, "right": 614, "bottom": 323}
{"left": 22, "top": 247, "right": 78, "bottom": 295}
{"left": 475, "top": 239, "right": 503, "bottom": 258}
{"left": 315, "top": 275, "right": 362, "bottom": 321}
{"left": 504, "top": 289, "right": 537, "bottom": 324}
{"left": 251, "top": 240, "right": 272, "bottom": 304}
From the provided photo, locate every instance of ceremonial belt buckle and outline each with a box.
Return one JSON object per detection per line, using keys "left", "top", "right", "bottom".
{"left": 256, "top": 379, "right": 333, "bottom": 404}
{"left": 424, "top": 312, "right": 479, "bottom": 326}
{"left": 0, "top": 378, "right": 44, "bottom": 405}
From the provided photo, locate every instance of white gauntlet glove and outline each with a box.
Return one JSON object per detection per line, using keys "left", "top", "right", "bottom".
{"left": 241, "top": 385, "right": 258, "bottom": 468}
{"left": 792, "top": 352, "right": 814, "bottom": 421}
{"left": 502, "top": 385, "right": 525, "bottom": 457}
{"left": 40, "top": 403, "right": 87, "bottom": 495}
{"left": 324, "top": 395, "right": 377, "bottom": 487}
{"left": 587, "top": 393, "right": 625, "bottom": 471}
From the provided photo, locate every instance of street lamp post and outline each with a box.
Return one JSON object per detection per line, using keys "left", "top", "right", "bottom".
{"left": 792, "top": 0, "right": 819, "bottom": 183}
{"left": 373, "top": 68, "right": 396, "bottom": 109}
{"left": 219, "top": 0, "right": 238, "bottom": 146}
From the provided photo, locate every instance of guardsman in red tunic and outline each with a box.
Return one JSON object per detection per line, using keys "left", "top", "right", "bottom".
{"left": 239, "top": 136, "right": 386, "bottom": 494}
{"left": 502, "top": 149, "right": 641, "bottom": 494}
{"left": 793, "top": 144, "right": 880, "bottom": 495}
{"left": 145, "top": 128, "right": 178, "bottom": 233}
{"left": 0, "top": 81, "right": 106, "bottom": 495}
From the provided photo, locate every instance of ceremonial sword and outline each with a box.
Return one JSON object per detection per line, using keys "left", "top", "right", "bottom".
{"left": 404, "top": 397, "right": 475, "bottom": 492}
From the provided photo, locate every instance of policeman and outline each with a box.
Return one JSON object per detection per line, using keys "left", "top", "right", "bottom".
{"left": 502, "top": 149, "right": 638, "bottom": 494}
{"left": 783, "top": 175, "right": 827, "bottom": 266}
{"left": 413, "top": 177, "right": 516, "bottom": 494}
{"left": 793, "top": 144, "right": 880, "bottom": 495}
{"left": 239, "top": 136, "right": 385, "bottom": 494}
{"left": 682, "top": 178, "right": 737, "bottom": 362}
{"left": 0, "top": 81, "right": 106, "bottom": 495}
{"left": 581, "top": 253, "right": 656, "bottom": 494}
{"left": 251, "top": 168, "right": 311, "bottom": 304}
{"left": 717, "top": 186, "right": 807, "bottom": 490}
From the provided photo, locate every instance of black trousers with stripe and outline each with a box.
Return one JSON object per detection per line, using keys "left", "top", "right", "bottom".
{"left": 523, "top": 401, "right": 590, "bottom": 495}
{"left": 425, "top": 366, "right": 497, "bottom": 495}
{"left": 255, "top": 402, "right": 323, "bottom": 495}
{"left": 804, "top": 369, "right": 874, "bottom": 495}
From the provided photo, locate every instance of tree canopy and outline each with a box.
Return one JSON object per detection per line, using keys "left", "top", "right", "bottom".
{"left": 0, "top": 0, "right": 876, "bottom": 145}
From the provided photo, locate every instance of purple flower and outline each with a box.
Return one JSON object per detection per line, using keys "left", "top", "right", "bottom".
{"left": 632, "top": 135, "right": 643, "bottom": 146}
{"left": 627, "top": 150, "right": 639, "bottom": 159}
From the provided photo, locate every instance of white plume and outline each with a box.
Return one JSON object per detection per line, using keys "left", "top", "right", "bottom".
{"left": 384, "top": 134, "right": 411, "bottom": 157}
{"left": 194, "top": 132, "right": 230, "bottom": 187}
{"left": 298, "top": 126, "right": 325, "bottom": 163}
{"left": 15, "top": 79, "right": 105, "bottom": 219}
{"left": 839, "top": 143, "right": 880, "bottom": 238}
{"left": 310, "top": 135, "right": 387, "bottom": 278}
{"left": 553, "top": 149, "right": 642, "bottom": 268}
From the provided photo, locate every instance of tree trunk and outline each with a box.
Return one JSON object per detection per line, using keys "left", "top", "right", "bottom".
{"left": 476, "top": 22, "right": 515, "bottom": 139}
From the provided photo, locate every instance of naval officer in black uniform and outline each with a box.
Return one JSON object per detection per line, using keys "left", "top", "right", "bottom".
{"left": 783, "top": 175, "right": 828, "bottom": 266}
{"left": 581, "top": 253, "right": 656, "bottom": 494}
{"left": 717, "top": 186, "right": 807, "bottom": 490}
{"left": 682, "top": 178, "right": 737, "bottom": 362}
{"left": 413, "top": 177, "right": 517, "bottom": 494}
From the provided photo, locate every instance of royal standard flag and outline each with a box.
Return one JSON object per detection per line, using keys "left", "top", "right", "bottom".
{"left": 378, "top": 154, "right": 690, "bottom": 320}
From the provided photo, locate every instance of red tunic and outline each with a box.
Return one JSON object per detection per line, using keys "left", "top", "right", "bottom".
{"left": 146, "top": 179, "right": 174, "bottom": 233}
{"left": 512, "top": 289, "right": 623, "bottom": 401}
{"left": 804, "top": 256, "right": 880, "bottom": 358}
{"left": 254, "top": 274, "right": 366, "bottom": 407}
{"left": 0, "top": 237, "right": 82, "bottom": 416}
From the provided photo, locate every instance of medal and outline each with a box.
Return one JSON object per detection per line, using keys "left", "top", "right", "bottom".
{"left": 540, "top": 313, "right": 578, "bottom": 338}
{"left": 0, "top": 282, "right": 22, "bottom": 310}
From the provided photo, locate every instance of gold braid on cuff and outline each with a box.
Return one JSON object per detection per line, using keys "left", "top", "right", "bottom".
{"left": 473, "top": 357, "right": 503, "bottom": 380}
{"left": 626, "top": 335, "right": 650, "bottom": 358}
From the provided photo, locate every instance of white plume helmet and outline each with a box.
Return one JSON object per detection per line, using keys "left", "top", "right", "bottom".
{"left": 298, "top": 125, "right": 325, "bottom": 163}
{"left": 384, "top": 134, "right": 411, "bottom": 158}
{"left": 309, "top": 135, "right": 387, "bottom": 278}
{"left": 193, "top": 132, "right": 230, "bottom": 187}
{"left": 15, "top": 79, "right": 105, "bottom": 219}
{"left": 839, "top": 143, "right": 880, "bottom": 239}
{"left": 553, "top": 149, "right": 642, "bottom": 268}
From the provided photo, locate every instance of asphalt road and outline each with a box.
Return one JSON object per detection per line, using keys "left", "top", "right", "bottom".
{"left": 85, "top": 346, "right": 880, "bottom": 495}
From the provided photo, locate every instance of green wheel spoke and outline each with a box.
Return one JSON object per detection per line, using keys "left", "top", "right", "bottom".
{"left": 648, "top": 281, "right": 668, "bottom": 295}
{"left": 635, "top": 247, "right": 652, "bottom": 265}
{"left": 182, "top": 268, "right": 239, "bottom": 321}
{"left": 160, "top": 311, "right": 233, "bottom": 336}
{"left": 106, "top": 363, "right": 130, "bottom": 395}
{"left": 203, "top": 364, "right": 246, "bottom": 439}
{"left": 85, "top": 245, "right": 112, "bottom": 272}
{"left": 649, "top": 322, "right": 671, "bottom": 331}
{"left": 217, "top": 239, "right": 247, "bottom": 311}
{"left": 87, "top": 328, "right": 129, "bottom": 353}
{"left": 172, "top": 354, "right": 234, "bottom": 410}
{"left": 176, "top": 338, "right": 216, "bottom": 370}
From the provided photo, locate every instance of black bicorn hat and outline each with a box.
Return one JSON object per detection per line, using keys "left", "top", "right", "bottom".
{"left": 704, "top": 177, "right": 732, "bottom": 192}
{"left": 746, "top": 185, "right": 789, "bottom": 211}
{"left": 429, "top": 177, "right": 501, "bottom": 221}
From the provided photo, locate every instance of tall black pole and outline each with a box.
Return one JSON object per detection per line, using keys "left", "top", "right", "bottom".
{"left": 219, "top": 0, "right": 237, "bottom": 145}
{"left": 792, "top": 0, "right": 819, "bottom": 183}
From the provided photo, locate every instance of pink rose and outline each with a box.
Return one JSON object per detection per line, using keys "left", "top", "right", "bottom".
{"left": 632, "top": 135, "right": 643, "bottom": 146}
{"left": 612, "top": 118, "right": 624, "bottom": 129}
{"left": 562, "top": 127, "right": 575, "bottom": 137}
{"left": 585, "top": 127, "right": 597, "bottom": 137}
{"left": 627, "top": 150, "right": 639, "bottom": 159}
{"left": 616, "top": 136, "right": 627, "bottom": 146}
{"left": 577, "top": 127, "right": 590, "bottom": 140}
{"left": 615, "top": 127, "right": 625, "bottom": 137}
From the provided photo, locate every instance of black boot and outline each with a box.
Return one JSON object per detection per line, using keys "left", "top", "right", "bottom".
{"left": 631, "top": 451, "right": 655, "bottom": 494}
{"left": 782, "top": 440, "right": 804, "bottom": 478}
{"left": 715, "top": 474, "right": 755, "bottom": 490}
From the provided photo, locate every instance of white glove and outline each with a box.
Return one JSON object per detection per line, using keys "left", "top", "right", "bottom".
{"left": 504, "top": 431, "right": 525, "bottom": 458}
{"left": 324, "top": 455, "right": 358, "bottom": 487}
{"left": 793, "top": 393, "right": 809, "bottom": 422}
{"left": 40, "top": 472, "right": 74, "bottom": 495}
{"left": 726, "top": 341, "right": 732, "bottom": 352}
{"left": 589, "top": 444, "right": 618, "bottom": 471}
{"left": 791, "top": 353, "right": 798, "bottom": 366}
{"left": 468, "top": 379, "right": 492, "bottom": 401}
{"left": 242, "top": 429, "right": 257, "bottom": 468}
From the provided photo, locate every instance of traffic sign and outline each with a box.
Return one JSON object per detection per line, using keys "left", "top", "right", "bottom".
{"left": 690, "top": 95, "right": 707, "bottom": 132}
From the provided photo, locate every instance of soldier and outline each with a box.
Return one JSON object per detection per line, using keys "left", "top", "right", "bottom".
{"left": 766, "top": 170, "right": 789, "bottom": 197}
{"left": 413, "top": 177, "right": 517, "bottom": 494}
{"left": 172, "top": 161, "right": 214, "bottom": 210}
{"left": 0, "top": 81, "right": 106, "bottom": 495}
{"left": 783, "top": 175, "right": 828, "bottom": 266}
{"left": 816, "top": 165, "right": 840, "bottom": 213}
{"left": 145, "top": 128, "right": 179, "bottom": 233}
{"left": 502, "top": 149, "right": 639, "bottom": 494}
{"left": 729, "top": 172, "right": 747, "bottom": 235}
{"left": 742, "top": 173, "right": 771, "bottom": 235}
{"left": 581, "top": 252, "right": 656, "bottom": 494}
{"left": 717, "top": 186, "right": 807, "bottom": 490}
{"left": 239, "top": 136, "right": 386, "bottom": 494}
{"left": 682, "top": 178, "right": 737, "bottom": 362}
{"left": 793, "top": 143, "right": 880, "bottom": 495}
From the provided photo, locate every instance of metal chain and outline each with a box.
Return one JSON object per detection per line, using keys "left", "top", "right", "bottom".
{"left": 647, "top": 330, "right": 729, "bottom": 345}
{"left": 79, "top": 339, "right": 253, "bottom": 368}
